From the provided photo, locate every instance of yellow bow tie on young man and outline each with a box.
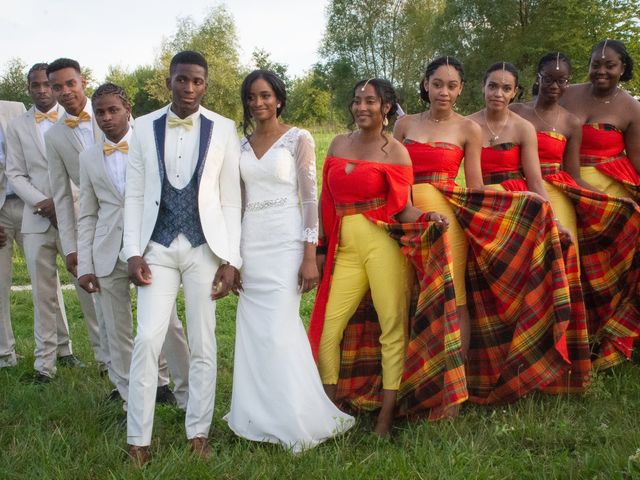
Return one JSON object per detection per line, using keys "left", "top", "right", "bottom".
{"left": 103, "top": 141, "right": 129, "bottom": 155}
{"left": 167, "top": 117, "right": 193, "bottom": 130}
{"left": 64, "top": 111, "right": 91, "bottom": 128}
{"left": 35, "top": 111, "right": 59, "bottom": 123}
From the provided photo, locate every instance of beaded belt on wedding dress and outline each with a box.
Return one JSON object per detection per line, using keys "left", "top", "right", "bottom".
{"left": 245, "top": 197, "right": 297, "bottom": 212}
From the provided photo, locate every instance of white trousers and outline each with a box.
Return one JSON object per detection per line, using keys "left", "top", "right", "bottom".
{"left": 98, "top": 259, "right": 190, "bottom": 409}
{"left": 23, "top": 226, "right": 73, "bottom": 376}
{"left": 0, "top": 197, "right": 25, "bottom": 367}
{"left": 127, "top": 235, "right": 219, "bottom": 446}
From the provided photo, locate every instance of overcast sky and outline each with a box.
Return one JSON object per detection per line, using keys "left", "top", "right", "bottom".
{"left": 0, "top": 0, "right": 329, "bottom": 81}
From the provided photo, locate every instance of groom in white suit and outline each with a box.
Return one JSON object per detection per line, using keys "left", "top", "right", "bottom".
{"left": 123, "top": 51, "right": 242, "bottom": 465}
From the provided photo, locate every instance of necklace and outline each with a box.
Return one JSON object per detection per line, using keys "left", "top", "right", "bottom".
{"left": 533, "top": 105, "right": 560, "bottom": 132}
{"left": 427, "top": 110, "right": 453, "bottom": 123}
{"left": 591, "top": 86, "right": 621, "bottom": 104}
{"left": 484, "top": 109, "right": 509, "bottom": 145}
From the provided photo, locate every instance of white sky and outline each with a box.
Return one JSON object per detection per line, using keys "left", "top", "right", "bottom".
{"left": 0, "top": 0, "right": 329, "bottom": 82}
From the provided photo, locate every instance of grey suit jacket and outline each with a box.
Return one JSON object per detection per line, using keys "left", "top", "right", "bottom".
{"left": 45, "top": 110, "right": 101, "bottom": 255}
{"left": 77, "top": 141, "right": 125, "bottom": 278}
{"left": 0, "top": 100, "right": 27, "bottom": 209}
{"left": 6, "top": 104, "right": 65, "bottom": 233}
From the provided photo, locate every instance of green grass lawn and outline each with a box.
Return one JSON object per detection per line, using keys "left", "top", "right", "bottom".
{"left": 3, "top": 131, "right": 639, "bottom": 478}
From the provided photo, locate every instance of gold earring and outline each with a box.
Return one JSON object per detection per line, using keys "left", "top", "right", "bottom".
{"left": 383, "top": 115, "right": 389, "bottom": 127}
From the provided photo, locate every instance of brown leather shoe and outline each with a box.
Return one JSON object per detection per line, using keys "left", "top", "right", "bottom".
{"left": 127, "top": 445, "right": 151, "bottom": 467}
{"left": 189, "top": 437, "right": 212, "bottom": 460}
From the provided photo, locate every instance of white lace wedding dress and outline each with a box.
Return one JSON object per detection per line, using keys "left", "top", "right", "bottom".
{"left": 224, "top": 127, "right": 354, "bottom": 453}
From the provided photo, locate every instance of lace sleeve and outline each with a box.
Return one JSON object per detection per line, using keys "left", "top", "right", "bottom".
{"left": 295, "top": 129, "right": 319, "bottom": 243}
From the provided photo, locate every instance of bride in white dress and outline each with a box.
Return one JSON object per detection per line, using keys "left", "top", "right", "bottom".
{"left": 224, "top": 70, "right": 354, "bottom": 452}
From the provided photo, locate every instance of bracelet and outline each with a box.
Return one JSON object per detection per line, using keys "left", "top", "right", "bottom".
{"left": 317, "top": 237, "right": 327, "bottom": 248}
{"left": 316, "top": 245, "right": 327, "bottom": 255}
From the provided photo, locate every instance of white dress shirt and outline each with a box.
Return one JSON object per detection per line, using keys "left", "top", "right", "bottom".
{"left": 103, "top": 128, "right": 132, "bottom": 196}
{"left": 165, "top": 107, "right": 201, "bottom": 189}
{"left": 35, "top": 104, "right": 59, "bottom": 144}
{"left": 67, "top": 100, "right": 95, "bottom": 150}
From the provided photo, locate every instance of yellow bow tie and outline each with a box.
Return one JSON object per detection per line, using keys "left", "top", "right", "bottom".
{"left": 103, "top": 141, "right": 129, "bottom": 155}
{"left": 35, "top": 111, "right": 59, "bottom": 123}
{"left": 64, "top": 111, "right": 91, "bottom": 128}
{"left": 167, "top": 117, "right": 193, "bottom": 130}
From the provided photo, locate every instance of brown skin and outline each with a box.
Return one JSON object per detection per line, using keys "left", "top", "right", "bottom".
{"left": 319, "top": 83, "right": 448, "bottom": 437}
{"left": 79, "top": 94, "right": 132, "bottom": 294}
{"left": 28, "top": 69, "right": 58, "bottom": 225}
{"left": 245, "top": 77, "right": 320, "bottom": 293}
{"left": 469, "top": 70, "right": 572, "bottom": 244}
{"left": 393, "top": 64, "right": 481, "bottom": 364}
{"left": 129, "top": 62, "right": 237, "bottom": 299}
{"left": 48, "top": 67, "right": 87, "bottom": 117}
{"left": 510, "top": 61, "right": 599, "bottom": 193}
{"left": 560, "top": 46, "right": 640, "bottom": 174}
{"left": 0, "top": 226, "right": 6, "bottom": 248}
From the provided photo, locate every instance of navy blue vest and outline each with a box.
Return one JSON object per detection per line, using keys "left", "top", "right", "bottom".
{"left": 149, "top": 113, "right": 213, "bottom": 248}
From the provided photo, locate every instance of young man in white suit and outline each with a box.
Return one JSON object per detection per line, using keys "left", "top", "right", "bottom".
{"left": 77, "top": 83, "right": 190, "bottom": 408}
{"left": 5, "top": 63, "right": 82, "bottom": 381}
{"left": 0, "top": 99, "right": 27, "bottom": 369}
{"left": 44, "top": 58, "right": 109, "bottom": 373}
{"left": 123, "top": 51, "right": 241, "bottom": 465}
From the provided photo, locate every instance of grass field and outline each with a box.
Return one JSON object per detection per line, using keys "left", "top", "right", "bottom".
{"left": 2, "top": 132, "right": 639, "bottom": 478}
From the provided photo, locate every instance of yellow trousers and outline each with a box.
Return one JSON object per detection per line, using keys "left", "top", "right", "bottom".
{"left": 318, "top": 214, "right": 411, "bottom": 390}
{"left": 580, "top": 166, "right": 631, "bottom": 198}
{"left": 412, "top": 183, "right": 468, "bottom": 305}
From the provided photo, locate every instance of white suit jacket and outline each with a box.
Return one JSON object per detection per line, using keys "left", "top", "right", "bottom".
{"left": 77, "top": 141, "right": 126, "bottom": 278}
{"left": 45, "top": 111, "right": 101, "bottom": 255}
{"left": 123, "top": 105, "right": 242, "bottom": 268}
{"left": 6, "top": 104, "right": 66, "bottom": 233}
{"left": 0, "top": 100, "right": 27, "bottom": 209}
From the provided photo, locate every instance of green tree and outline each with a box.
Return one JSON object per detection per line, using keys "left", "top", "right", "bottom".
{"left": 105, "top": 65, "right": 164, "bottom": 117}
{"left": 0, "top": 58, "right": 29, "bottom": 106}
{"left": 285, "top": 69, "right": 333, "bottom": 127}
{"left": 146, "top": 6, "right": 244, "bottom": 121}
{"left": 250, "top": 48, "right": 290, "bottom": 85}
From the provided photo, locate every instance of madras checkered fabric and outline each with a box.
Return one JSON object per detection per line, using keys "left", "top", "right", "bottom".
{"left": 309, "top": 156, "right": 467, "bottom": 419}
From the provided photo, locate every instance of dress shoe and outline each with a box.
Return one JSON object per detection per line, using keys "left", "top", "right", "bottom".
{"left": 155, "top": 385, "right": 177, "bottom": 406}
{"left": 127, "top": 445, "right": 151, "bottom": 467}
{"left": 189, "top": 437, "right": 212, "bottom": 460}
{"left": 57, "top": 355, "right": 86, "bottom": 368}
{"left": 106, "top": 388, "right": 123, "bottom": 402}
{"left": 34, "top": 372, "right": 53, "bottom": 384}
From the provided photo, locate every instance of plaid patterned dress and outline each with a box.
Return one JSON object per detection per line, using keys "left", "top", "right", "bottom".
{"left": 309, "top": 156, "right": 467, "bottom": 419}
{"left": 580, "top": 123, "right": 640, "bottom": 201}
{"left": 408, "top": 141, "right": 573, "bottom": 404}
{"left": 540, "top": 131, "right": 640, "bottom": 371}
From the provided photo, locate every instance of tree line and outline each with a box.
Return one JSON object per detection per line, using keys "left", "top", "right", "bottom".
{"left": 1, "top": 1, "right": 638, "bottom": 127}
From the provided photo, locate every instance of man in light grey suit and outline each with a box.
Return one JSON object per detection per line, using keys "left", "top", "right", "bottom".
{"left": 0, "top": 99, "right": 26, "bottom": 369}
{"left": 6, "top": 63, "right": 84, "bottom": 381}
{"left": 123, "top": 51, "right": 241, "bottom": 465}
{"left": 77, "top": 83, "right": 189, "bottom": 407}
{"left": 45, "top": 58, "right": 109, "bottom": 373}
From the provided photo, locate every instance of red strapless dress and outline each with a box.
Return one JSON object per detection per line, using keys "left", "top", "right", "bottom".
{"left": 580, "top": 123, "right": 640, "bottom": 200}
{"left": 404, "top": 142, "right": 573, "bottom": 403}
{"left": 309, "top": 156, "right": 467, "bottom": 418}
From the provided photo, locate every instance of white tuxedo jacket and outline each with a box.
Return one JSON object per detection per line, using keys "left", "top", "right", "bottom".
{"left": 45, "top": 111, "right": 102, "bottom": 255}
{"left": 0, "top": 100, "right": 27, "bottom": 209}
{"left": 123, "top": 105, "right": 242, "bottom": 268}
{"left": 6, "top": 104, "right": 65, "bottom": 233}
{"left": 77, "top": 141, "right": 126, "bottom": 278}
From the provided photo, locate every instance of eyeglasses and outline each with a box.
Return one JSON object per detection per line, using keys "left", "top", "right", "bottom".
{"left": 538, "top": 74, "right": 570, "bottom": 87}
